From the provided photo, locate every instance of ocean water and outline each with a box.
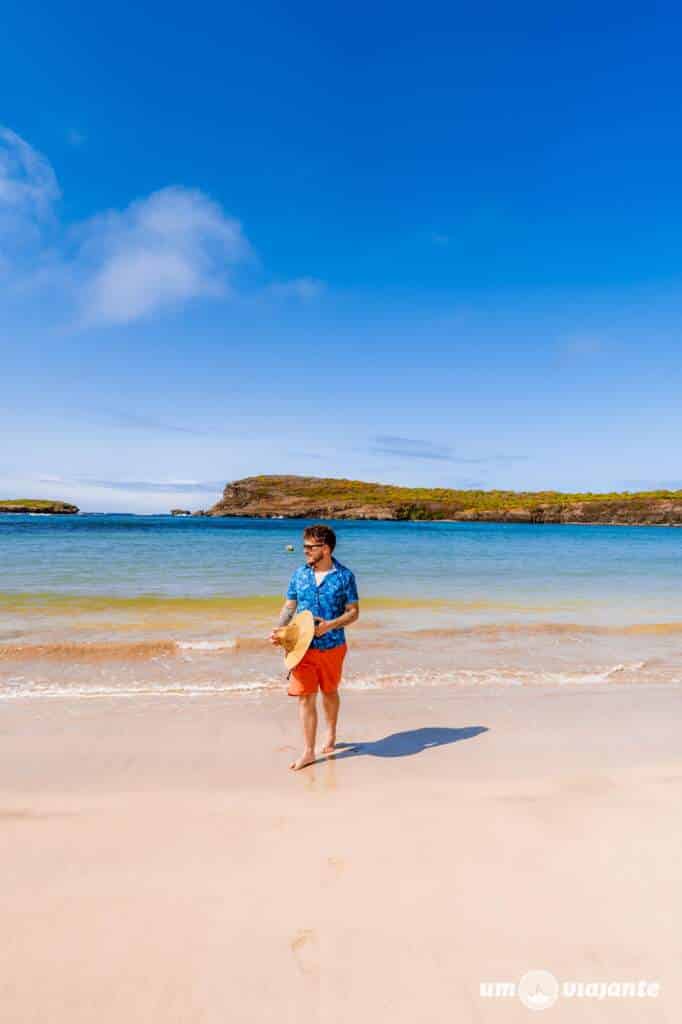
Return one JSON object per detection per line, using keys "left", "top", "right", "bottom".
{"left": 2, "top": 513, "right": 682, "bottom": 698}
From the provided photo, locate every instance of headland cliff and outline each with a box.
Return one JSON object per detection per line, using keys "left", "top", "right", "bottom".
{"left": 199, "top": 475, "right": 682, "bottom": 525}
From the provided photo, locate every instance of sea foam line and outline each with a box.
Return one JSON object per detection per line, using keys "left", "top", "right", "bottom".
{"left": 0, "top": 661, "right": 651, "bottom": 700}
{"left": 175, "top": 638, "right": 237, "bottom": 651}
{"left": 0, "top": 680, "right": 270, "bottom": 700}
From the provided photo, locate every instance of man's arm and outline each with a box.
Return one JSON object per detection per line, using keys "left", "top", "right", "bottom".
{"left": 314, "top": 601, "right": 359, "bottom": 637}
{"left": 269, "top": 599, "right": 297, "bottom": 644}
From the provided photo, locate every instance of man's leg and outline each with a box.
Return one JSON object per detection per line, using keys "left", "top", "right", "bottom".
{"left": 290, "top": 693, "right": 317, "bottom": 771}
{"left": 321, "top": 691, "right": 340, "bottom": 753}
{"left": 320, "top": 645, "right": 346, "bottom": 754}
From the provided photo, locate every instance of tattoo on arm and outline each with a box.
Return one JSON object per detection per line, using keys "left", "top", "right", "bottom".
{"left": 277, "top": 602, "right": 297, "bottom": 627}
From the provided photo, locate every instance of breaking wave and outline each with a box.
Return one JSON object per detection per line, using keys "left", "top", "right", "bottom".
{"left": 0, "top": 660, "right": 653, "bottom": 700}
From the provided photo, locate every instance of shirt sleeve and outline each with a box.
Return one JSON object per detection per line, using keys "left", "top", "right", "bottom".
{"left": 286, "top": 572, "right": 298, "bottom": 601}
{"left": 344, "top": 571, "right": 359, "bottom": 604}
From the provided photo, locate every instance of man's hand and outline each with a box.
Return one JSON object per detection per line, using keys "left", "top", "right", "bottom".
{"left": 269, "top": 628, "right": 283, "bottom": 646}
{"left": 314, "top": 618, "right": 330, "bottom": 638}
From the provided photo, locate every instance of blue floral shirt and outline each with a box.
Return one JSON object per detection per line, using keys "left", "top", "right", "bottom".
{"left": 286, "top": 557, "right": 359, "bottom": 650}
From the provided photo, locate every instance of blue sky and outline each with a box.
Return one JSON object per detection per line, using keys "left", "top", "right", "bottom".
{"left": 3, "top": 1, "right": 682, "bottom": 511}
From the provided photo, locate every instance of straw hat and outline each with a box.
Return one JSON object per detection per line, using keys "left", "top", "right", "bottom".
{"left": 273, "top": 610, "right": 315, "bottom": 671}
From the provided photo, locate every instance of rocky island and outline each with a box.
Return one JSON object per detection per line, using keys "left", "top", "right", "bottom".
{"left": 0, "top": 499, "right": 79, "bottom": 514}
{"left": 200, "top": 475, "right": 682, "bottom": 526}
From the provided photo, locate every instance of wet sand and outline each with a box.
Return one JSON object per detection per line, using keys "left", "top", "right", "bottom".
{"left": 1, "top": 683, "right": 680, "bottom": 1022}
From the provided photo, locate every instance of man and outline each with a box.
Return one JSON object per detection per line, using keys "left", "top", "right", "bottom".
{"left": 270, "top": 524, "right": 359, "bottom": 770}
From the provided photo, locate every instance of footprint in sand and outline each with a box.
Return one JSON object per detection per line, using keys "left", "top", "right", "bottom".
{"left": 290, "top": 928, "right": 319, "bottom": 975}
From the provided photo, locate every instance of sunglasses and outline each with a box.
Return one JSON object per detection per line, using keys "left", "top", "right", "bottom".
{"left": 303, "top": 543, "right": 325, "bottom": 551}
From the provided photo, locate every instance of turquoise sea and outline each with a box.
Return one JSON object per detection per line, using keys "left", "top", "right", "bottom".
{"left": 2, "top": 514, "right": 682, "bottom": 698}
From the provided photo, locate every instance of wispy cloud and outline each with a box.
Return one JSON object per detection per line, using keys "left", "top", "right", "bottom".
{"left": 83, "top": 478, "right": 225, "bottom": 494}
{"left": 74, "top": 186, "right": 253, "bottom": 326}
{"left": 370, "top": 435, "right": 458, "bottom": 461}
{"left": 38, "top": 474, "right": 225, "bottom": 494}
{"left": 0, "top": 127, "right": 59, "bottom": 220}
{"left": 268, "top": 276, "right": 325, "bottom": 300}
{"left": 369, "top": 435, "right": 527, "bottom": 464}
{"left": 93, "top": 406, "right": 212, "bottom": 436}
{"left": 0, "top": 127, "right": 60, "bottom": 266}
{"left": 0, "top": 126, "right": 321, "bottom": 325}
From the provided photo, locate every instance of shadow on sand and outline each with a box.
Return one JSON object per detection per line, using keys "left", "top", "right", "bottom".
{"left": 327, "top": 725, "right": 489, "bottom": 761}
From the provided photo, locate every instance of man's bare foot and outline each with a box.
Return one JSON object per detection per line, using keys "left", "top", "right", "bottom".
{"left": 321, "top": 738, "right": 336, "bottom": 754}
{"left": 289, "top": 750, "right": 316, "bottom": 771}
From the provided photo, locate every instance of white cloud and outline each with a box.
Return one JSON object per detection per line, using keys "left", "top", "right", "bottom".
{"left": 73, "top": 476, "right": 225, "bottom": 494}
{"left": 29, "top": 472, "right": 224, "bottom": 498}
{"left": 0, "top": 128, "right": 60, "bottom": 264}
{"left": 0, "top": 125, "right": 322, "bottom": 325}
{"left": 0, "top": 127, "right": 59, "bottom": 218}
{"left": 369, "top": 435, "right": 528, "bottom": 464}
{"left": 74, "top": 186, "right": 253, "bottom": 325}
{"left": 268, "top": 276, "right": 325, "bottom": 300}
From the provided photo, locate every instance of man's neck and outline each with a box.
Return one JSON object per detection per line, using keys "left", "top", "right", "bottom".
{"left": 313, "top": 554, "right": 334, "bottom": 573}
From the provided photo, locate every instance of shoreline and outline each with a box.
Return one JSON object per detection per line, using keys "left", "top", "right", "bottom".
{"left": 5, "top": 508, "right": 682, "bottom": 526}
{"left": 188, "top": 514, "right": 682, "bottom": 527}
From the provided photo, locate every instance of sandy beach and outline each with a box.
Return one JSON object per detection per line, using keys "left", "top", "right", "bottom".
{"left": 2, "top": 682, "right": 680, "bottom": 1022}
{"left": 7, "top": 0, "right": 682, "bottom": 1017}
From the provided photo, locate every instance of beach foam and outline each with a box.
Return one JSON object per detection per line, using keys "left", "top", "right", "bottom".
{"left": 0, "top": 659, "right": 655, "bottom": 700}
{"left": 175, "top": 638, "right": 237, "bottom": 651}
{"left": 0, "top": 679, "right": 270, "bottom": 700}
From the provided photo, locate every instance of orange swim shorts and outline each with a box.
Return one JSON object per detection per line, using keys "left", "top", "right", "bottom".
{"left": 288, "top": 643, "right": 347, "bottom": 697}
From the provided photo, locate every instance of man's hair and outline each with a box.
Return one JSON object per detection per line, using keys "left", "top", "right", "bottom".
{"left": 303, "top": 524, "right": 336, "bottom": 552}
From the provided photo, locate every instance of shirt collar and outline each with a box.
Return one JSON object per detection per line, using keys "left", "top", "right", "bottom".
{"left": 306, "top": 556, "right": 340, "bottom": 577}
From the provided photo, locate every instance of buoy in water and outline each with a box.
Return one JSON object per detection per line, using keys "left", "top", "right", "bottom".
{"left": 286, "top": 544, "right": 294, "bottom": 551}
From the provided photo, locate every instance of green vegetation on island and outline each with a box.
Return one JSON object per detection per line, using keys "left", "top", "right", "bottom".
{"left": 0, "top": 499, "right": 79, "bottom": 514}
{"left": 203, "top": 475, "right": 682, "bottom": 525}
